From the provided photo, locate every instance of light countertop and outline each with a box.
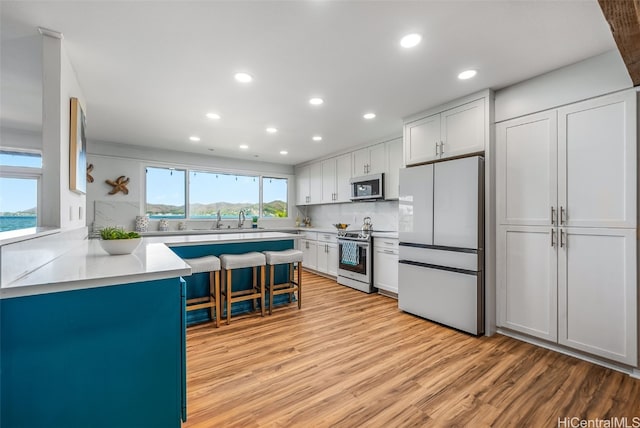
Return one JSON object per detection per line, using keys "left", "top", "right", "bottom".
{"left": 1, "top": 231, "right": 299, "bottom": 299}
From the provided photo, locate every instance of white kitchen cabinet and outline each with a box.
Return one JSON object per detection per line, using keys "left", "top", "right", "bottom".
{"left": 374, "top": 238, "right": 399, "bottom": 294}
{"left": 301, "top": 231, "right": 337, "bottom": 277}
{"left": 309, "top": 162, "right": 322, "bottom": 205}
{"left": 321, "top": 153, "right": 352, "bottom": 203}
{"left": 296, "top": 164, "right": 310, "bottom": 205}
{"left": 321, "top": 158, "right": 336, "bottom": 203}
{"left": 353, "top": 143, "right": 385, "bottom": 176}
{"left": 384, "top": 138, "right": 403, "bottom": 200}
{"left": 496, "top": 89, "right": 638, "bottom": 366}
{"left": 439, "top": 98, "right": 485, "bottom": 159}
{"left": 496, "top": 110, "right": 558, "bottom": 226}
{"left": 300, "top": 239, "right": 318, "bottom": 271}
{"left": 296, "top": 162, "right": 322, "bottom": 205}
{"left": 404, "top": 98, "right": 485, "bottom": 166}
{"left": 558, "top": 91, "right": 636, "bottom": 229}
{"left": 558, "top": 228, "right": 636, "bottom": 365}
{"left": 335, "top": 153, "right": 352, "bottom": 203}
{"left": 497, "top": 225, "right": 557, "bottom": 342}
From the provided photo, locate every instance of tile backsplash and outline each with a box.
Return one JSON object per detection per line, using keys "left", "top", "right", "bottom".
{"left": 301, "top": 200, "right": 398, "bottom": 231}
{"left": 93, "top": 201, "right": 140, "bottom": 231}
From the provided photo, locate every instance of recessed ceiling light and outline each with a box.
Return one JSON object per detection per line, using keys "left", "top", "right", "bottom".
{"left": 208, "top": 148, "right": 215, "bottom": 152}
{"left": 400, "top": 33, "right": 422, "bottom": 48}
{"left": 206, "top": 113, "right": 221, "bottom": 120}
{"left": 312, "top": 135, "right": 322, "bottom": 142}
{"left": 239, "top": 144, "right": 249, "bottom": 150}
{"left": 309, "top": 97, "right": 324, "bottom": 106}
{"left": 234, "top": 72, "right": 253, "bottom": 83}
{"left": 266, "top": 127, "right": 278, "bottom": 133}
{"left": 363, "top": 113, "right": 376, "bottom": 120}
{"left": 189, "top": 136, "right": 201, "bottom": 142}
{"left": 458, "top": 69, "right": 477, "bottom": 80}
{"left": 280, "top": 150, "right": 288, "bottom": 155}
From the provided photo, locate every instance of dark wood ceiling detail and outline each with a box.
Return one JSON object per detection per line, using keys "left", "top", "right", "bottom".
{"left": 598, "top": 0, "right": 640, "bottom": 86}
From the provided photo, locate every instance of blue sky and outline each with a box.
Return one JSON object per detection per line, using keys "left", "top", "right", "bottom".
{"left": 0, "top": 153, "right": 41, "bottom": 212}
{"left": 146, "top": 167, "right": 287, "bottom": 206}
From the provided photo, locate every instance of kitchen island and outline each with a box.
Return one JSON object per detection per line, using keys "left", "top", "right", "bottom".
{"left": 0, "top": 231, "right": 298, "bottom": 428}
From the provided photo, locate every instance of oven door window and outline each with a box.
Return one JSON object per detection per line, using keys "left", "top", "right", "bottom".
{"left": 339, "top": 242, "right": 368, "bottom": 275}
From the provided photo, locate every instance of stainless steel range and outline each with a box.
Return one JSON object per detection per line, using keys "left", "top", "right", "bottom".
{"left": 337, "top": 230, "right": 375, "bottom": 293}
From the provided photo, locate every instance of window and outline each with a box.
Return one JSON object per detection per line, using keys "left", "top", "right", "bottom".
{"left": 0, "top": 150, "right": 41, "bottom": 232}
{"left": 145, "top": 166, "right": 288, "bottom": 220}
{"left": 262, "top": 177, "right": 288, "bottom": 218}
{"left": 189, "top": 172, "right": 259, "bottom": 219}
{"left": 145, "top": 167, "right": 186, "bottom": 218}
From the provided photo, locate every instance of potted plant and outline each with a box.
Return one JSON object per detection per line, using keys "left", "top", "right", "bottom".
{"left": 252, "top": 216, "right": 259, "bottom": 229}
{"left": 99, "top": 227, "right": 142, "bottom": 255}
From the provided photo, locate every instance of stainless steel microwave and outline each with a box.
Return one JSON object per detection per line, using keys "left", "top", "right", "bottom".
{"left": 350, "top": 173, "right": 384, "bottom": 201}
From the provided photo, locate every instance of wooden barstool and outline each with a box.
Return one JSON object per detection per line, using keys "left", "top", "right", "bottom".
{"left": 183, "top": 255, "right": 221, "bottom": 327}
{"left": 263, "top": 249, "right": 303, "bottom": 315}
{"left": 219, "top": 252, "right": 266, "bottom": 325}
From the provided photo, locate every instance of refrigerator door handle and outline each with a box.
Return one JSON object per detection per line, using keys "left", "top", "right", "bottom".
{"left": 399, "top": 259, "right": 478, "bottom": 276}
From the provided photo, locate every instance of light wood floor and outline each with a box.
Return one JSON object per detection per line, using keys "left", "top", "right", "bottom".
{"left": 184, "top": 271, "right": 640, "bottom": 427}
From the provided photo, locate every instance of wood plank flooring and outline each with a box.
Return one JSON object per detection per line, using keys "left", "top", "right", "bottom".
{"left": 184, "top": 271, "right": 640, "bottom": 427}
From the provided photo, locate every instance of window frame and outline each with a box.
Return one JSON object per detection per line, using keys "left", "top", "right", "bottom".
{"left": 0, "top": 149, "right": 43, "bottom": 229}
{"left": 143, "top": 163, "right": 289, "bottom": 220}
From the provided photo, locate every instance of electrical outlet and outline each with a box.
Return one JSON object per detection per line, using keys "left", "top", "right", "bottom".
{"left": 79, "top": 206, "right": 83, "bottom": 220}
{"left": 69, "top": 206, "right": 73, "bottom": 221}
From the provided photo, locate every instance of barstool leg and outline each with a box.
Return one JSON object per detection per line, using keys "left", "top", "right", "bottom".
{"left": 214, "top": 270, "right": 221, "bottom": 328}
{"left": 260, "top": 265, "right": 265, "bottom": 316}
{"left": 297, "top": 261, "right": 302, "bottom": 309}
{"left": 269, "top": 264, "right": 275, "bottom": 315}
{"left": 252, "top": 266, "right": 257, "bottom": 312}
{"left": 226, "top": 269, "right": 232, "bottom": 325}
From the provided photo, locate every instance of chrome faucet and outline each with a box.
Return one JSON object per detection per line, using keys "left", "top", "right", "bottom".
{"left": 213, "top": 210, "right": 222, "bottom": 229}
{"left": 238, "top": 210, "right": 246, "bottom": 229}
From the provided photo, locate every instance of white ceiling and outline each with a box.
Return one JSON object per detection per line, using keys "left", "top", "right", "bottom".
{"left": 0, "top": 0, "right": 616, "bottom": 165}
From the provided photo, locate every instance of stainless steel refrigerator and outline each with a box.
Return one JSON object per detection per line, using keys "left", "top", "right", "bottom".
{"left": 398, "top": 155, "right": 484, "bottom": 335}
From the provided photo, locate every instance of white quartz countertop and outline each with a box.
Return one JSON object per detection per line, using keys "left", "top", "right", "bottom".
{"left": 1, "top": 231, "right": 299, "bottom": 299}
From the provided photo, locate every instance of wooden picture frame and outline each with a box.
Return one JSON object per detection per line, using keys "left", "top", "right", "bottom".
{"left": 69, "top": 97, "right": 87, "bottom": 194}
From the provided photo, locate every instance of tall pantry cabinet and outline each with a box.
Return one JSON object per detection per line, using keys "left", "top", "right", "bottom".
{"left": 496, "top": 89, "right": 637, "bottom": 366}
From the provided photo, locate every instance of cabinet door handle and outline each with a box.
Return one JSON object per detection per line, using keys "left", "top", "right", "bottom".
{"left": 551, "top": 228, "right": 555, "bottom": 247}
{"left": 551, "top": 206, "right": 555, "bottom": 225}
{"left": 305, "top": 241, "right": 309, "bottom": 249}
{"left": 440, "top": 141, "right": 444, "bottom": 156}
{"left": 435, "top": 142, "right": 439, "bottom": 156}
{"left": 383, "top": 249, "right": 396, "bottom": 254}
{"left": 560, "top": 229, "right": 565, "bottom": 248}
{"left": 560, "top": 206, "right": 566, "bottom": 225}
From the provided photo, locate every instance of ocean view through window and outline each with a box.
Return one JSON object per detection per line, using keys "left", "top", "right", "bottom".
{"left": 145, "top": 166, "right": 288, "bottom": 220}
{"left": 0, "top": 151, "right": 41, "bottom": 232}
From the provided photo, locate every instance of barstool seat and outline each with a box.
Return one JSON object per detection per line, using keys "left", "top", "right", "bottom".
{"left": 219, "top": 252, "right": 266, "bottom": 325}
{"left": 183, "top": 255, "right": 221, "bottom": 327}
{"left": 263, "top": 249, "right": 303, "bottom": 315}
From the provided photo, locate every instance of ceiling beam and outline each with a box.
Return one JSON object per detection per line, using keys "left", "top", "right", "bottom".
{"left": 598, "top": 0, "right": 640, "bottom": 86}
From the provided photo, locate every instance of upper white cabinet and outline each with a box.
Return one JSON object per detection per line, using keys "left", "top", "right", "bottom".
{"left": 295, "top": 164, "right": 310, "bottom": 206}
{"left": 296, "top": 162, "right": 322, "bottom": 206}
{"left": 295, "top": 138, "right": 401, "bottom": 206}
{"left": 404, "top": 97, "right": 485, "bottom": 166}
{"left": 497, "top": 90, "right": 636, "bottom": 229}
{"left": 385, "top": 138, "right": 403, "bottom": 200}
{"left": 353, "top": 143, "right": 385, "bottom": 176}
{"left": 558, "top": 92, "right": 636, "bottom": 229}
{"left": 496, "top": 110, "right": 558, "bottom": 226}
{"left": 321, "top": 153, "right": 352, "bottom": 204}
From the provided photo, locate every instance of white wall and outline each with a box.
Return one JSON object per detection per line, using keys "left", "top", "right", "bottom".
{"left": 41, "top": 33, "right": 86, "bottom": 230}
{"left": 495, "top": 50, "right": 633, "bottom": 122}
{"left": 87, "top": 140, "right": 296, "bottom": 231}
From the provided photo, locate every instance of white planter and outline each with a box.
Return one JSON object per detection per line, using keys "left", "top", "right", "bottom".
{"left": 99, "top": 238, "right": 142, "bottom": 255}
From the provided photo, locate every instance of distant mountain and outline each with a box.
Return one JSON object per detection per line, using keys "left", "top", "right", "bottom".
{"left": 1, "top": 207, "right": 36, "bottom": 216}
{"left": 146, "top": 200, "right": 286, "bottom": 217}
